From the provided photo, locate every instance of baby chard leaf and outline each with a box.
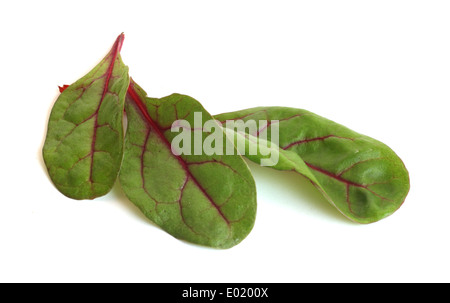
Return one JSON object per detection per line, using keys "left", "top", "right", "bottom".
{"left": 43, "top": 34, "right": 130, "bottom": 199}
{"left": 119, "top": 80, "right": 257, "bottom": 248}
{"left": 215, "top": 107, "right": 410, "bottom": 224}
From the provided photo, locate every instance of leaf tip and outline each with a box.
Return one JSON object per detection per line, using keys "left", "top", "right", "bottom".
{"left": 115, "top": 33, "right": 125, "bottom": 53}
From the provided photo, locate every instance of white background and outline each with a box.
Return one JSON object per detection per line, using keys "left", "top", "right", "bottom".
{"left": 1, "top": 0, "right": 449, "bottom": 283}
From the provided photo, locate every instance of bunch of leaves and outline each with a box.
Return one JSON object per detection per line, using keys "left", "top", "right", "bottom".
{"left": 43, "top": 34, "right": 410, "bottom": 248}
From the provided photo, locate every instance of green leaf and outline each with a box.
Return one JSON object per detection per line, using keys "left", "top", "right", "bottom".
{"left": 214, "top": 107, "right": 410, "bottom": 223}
{"left": 43, "top": 34, "right": 130, "bottom": 200}
{"left": 119, "top": 80, "right": 257, "bottom": 248}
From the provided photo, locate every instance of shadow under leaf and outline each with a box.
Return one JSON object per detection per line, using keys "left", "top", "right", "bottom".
{"left": 245, "top": 160, "right": 353, "bottom": 224}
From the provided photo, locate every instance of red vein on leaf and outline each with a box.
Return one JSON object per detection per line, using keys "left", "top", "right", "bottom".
{"left": 305, "top": 161, "right": 394, "bottom": 211}
{"left": 56, "top": 110, "right": 120, "bottom": 154}
{"left": 97, "top": 122, "right": 119, "bottom": 134}
{"left": 337, "top": 157, "right": 385, "bottom": 177}
{"left": 252, "top": 113, "right": 307, "bottom": 136}
{"left": 140, "top": 127, "right": 151, "bottom": 195}
{"left": 138, "top": 128, "right": 183, "bottom": 207}
{"left": 364, "top": 188, "right": 394, "bottom": 201}
{"left": 88, "top": 33, "right": 124, "bottom": 185}
{"left": 305, "top": 162, "right": 364, "bottom": 188}
{"left": 346, "top": 184, "right": 353, "bottom": 212}
{"left": 217, "top": 110, "right": 265, "bottom": 124}
{"left": 173, "top": 103, "right": 179, "bottom": 120}
{"left": 68, "top": 153, "right": 91, "bottom": 171}
{"left": 177, "top": 177, "right": 201, "bottom": 235}
{"left": 282, "top": 135, "right": 354, "bottom": 150}
{"left": 127, "top": 82, "right": 231, "bottom": 226}
{"left": 187, "top": 159, "right": 242, "bottom": 179}
{"left": 54, "top": 115, "right": 96, "bottom": 152}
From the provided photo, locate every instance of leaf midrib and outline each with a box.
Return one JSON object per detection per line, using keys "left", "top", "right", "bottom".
{"left": 87, "top": 34, "right": 124, "bottom": 186}
{"left": 127, "top": 83, "right": 231, "bottom": 226}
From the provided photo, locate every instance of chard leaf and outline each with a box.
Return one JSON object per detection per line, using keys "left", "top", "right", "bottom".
{"left": 119, "top": 81, "right": 257, "bottom": 248}
{"left": 215, "top": 107, "right": 410, "bottom": 223}
{"left": 43, "top": 34, "right": 130, "bottom": 199}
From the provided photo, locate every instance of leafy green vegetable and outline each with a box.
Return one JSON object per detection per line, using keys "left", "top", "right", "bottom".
{"left": 43, "top": 33, "right": 410, "bottom": 249}
{"left": 43, "top": 34, "right": 130, "bottom": 199}
{"left": 215, "top": 107, "right": 410, "bottom": 223}
{"left": 119, "top": 80, "right": 257, "bottom": 248}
